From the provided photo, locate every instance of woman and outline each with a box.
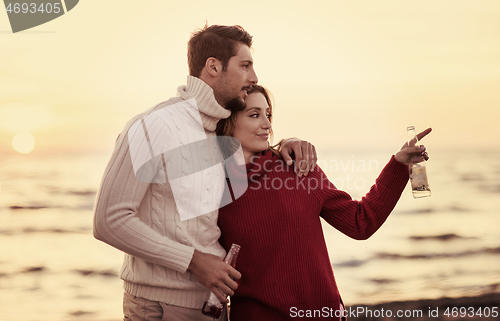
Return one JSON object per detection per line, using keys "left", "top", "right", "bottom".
{"left": 215, "top": 85, "right": 431, "bottom": 321}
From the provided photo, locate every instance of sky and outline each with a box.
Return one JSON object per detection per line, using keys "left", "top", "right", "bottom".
{"left": 1, "top": 0, "right": 500, "bottom": 155}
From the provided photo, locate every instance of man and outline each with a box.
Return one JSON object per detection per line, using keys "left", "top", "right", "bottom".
{"left": 93, "top": 24, "right": 317, "bottom": 320}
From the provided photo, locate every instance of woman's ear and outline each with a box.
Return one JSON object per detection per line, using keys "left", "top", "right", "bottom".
{"left": 205, "top": 57, "right": 222, "bottom": 77}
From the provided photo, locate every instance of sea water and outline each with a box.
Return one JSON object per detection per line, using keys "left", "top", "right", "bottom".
{"left": 0, "top": 150, "right": 499, "bottom": 320}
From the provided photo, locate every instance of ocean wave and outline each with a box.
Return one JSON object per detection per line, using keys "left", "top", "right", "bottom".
{"left": 399, "top": 205, "right": 475, "bottom": 215}
{"left": 9, "top": 205, "right": 50, "bottom": 210}
{"left": 0, "top": 227, "right": 89, "bottom": 235}
{"left": 398, "top": 208, "right": 435, "bottom": 215}
{"left": 23, "top": 227, "right": 87, "bottom": 234}
{"left": 375, "top": 247, "right": 500, "bottom": 260}
{"left": 0, "top": 266, "right": 48, "bottom": 278}
{"left": 333, "top": 246, "right": 500, "bottom": 267}
{"left": 40, "top": 185, "right": 96, "bottom": 196}
{"left": 7, "top": 203, "right": 93, "bottom": 211}
{"left": 0, "top": 267, "right": 117, "bottom": 279}
{"left": 68, "top": 311, "right": 95, "bottom": 317}
{"left": 367, "top": 278, "right": 398, "bottom": 284}
{"left": 22, "top": 266, "right": 46, "bottom": 273}
{"left": 333, "top": 259, "right": 368, "bottom": 268}
{"left": 448, "top": 205, "right": 471, "bottom": 212}
{"left": 74, "top": 269, "right": 117, "bottom": 277}
{"left": 66, "top": 190, "right": 96, "bottom": 196}
{"left": 460, "top": 173, "right": 485, "bottom": 182}
{"left": 409, "top": 233, "right": 473, "bottom": 241}
{"left": 478, "top": 184, "right": 500, "bottom": 193}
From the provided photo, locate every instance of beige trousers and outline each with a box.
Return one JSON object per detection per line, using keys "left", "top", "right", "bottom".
{"left": 123, "top": 292, "right": 227, "bottom": 321}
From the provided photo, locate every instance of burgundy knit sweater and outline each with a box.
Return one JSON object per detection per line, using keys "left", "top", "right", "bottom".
{"left": 218, "top": 150, "right": 409, "bottom": 320}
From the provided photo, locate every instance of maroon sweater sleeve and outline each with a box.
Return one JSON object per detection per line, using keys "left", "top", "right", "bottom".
{"left": 312, "top": 155, "right": 409, "bottom": 240}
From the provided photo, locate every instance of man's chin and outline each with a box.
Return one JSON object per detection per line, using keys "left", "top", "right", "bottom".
{"left": 225, "top": 96, "right": 246, "bottom": 112}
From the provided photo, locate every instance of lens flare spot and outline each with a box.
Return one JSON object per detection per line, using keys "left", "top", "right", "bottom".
{"left": 12, "top": 132, "right": 35, "bottom": 154}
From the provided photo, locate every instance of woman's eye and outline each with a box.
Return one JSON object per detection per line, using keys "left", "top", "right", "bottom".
{"left": 250, "top": 113, "right": 258, "bottom": 118}
{"left": 267, "top": 114, "right": 272, "bottom": 119}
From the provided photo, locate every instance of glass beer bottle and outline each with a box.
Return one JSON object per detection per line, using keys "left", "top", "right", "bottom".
{"left": 407, "top": 126, "right": 431, "bottom": 198}
{"left": 201, "top": 243, "right": 241, "bottom": 318}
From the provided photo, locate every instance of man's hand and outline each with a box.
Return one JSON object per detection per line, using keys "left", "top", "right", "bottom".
{"left": 187, "top": 250, "right": 241, "bottom": 303}
{"left": 280, "top": 138, "right": 317, "bottom": 177}
{"left": 395, "top": 127, "right": 432, "bottom": 165}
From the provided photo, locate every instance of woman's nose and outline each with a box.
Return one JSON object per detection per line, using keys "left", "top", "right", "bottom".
{"left": 262, "top": 118, "right": 271, "bottom": 129}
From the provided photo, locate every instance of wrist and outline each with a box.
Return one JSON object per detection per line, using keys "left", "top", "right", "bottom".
{"left": 393, "top": 154, "right": 409, "bottom": 167}
{"left": 394, "top": 153, "right": 404, "bottom": 164}
{"left": 187, "top": 249, "right": 200, "bottom": 272}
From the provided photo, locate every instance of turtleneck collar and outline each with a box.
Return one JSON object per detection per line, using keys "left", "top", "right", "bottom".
{"left": 246, "top": 150, "right": 275, "bottom": 180}
{"left": 177, "top": 76, "right": 231, "bottom": 132}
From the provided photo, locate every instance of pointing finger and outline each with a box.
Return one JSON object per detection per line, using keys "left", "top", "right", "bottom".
{"left": 416, "top": 127, "right": 432, "bottom": 141}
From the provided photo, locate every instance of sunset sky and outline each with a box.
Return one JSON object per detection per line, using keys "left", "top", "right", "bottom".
{"left": 1, "top": 0, "right": 500, "bottom": 155}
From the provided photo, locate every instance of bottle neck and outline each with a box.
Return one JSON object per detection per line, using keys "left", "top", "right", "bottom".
{"left": 407, "top": 127, "right": 418, "bottom": 147}
{"left": 224, "top": 244, "right": 241, "bottom": 267}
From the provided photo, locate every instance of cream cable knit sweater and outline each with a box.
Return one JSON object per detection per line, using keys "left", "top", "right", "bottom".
{"left": 93, "top": 76, "right": 231, "bottom": 308}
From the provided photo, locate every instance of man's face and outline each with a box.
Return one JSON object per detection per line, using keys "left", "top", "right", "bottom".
{"left": 214, "top": 43, "right": 258, "bottom": 110}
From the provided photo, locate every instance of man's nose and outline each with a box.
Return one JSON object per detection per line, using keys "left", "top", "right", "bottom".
{"left": 249, "top": 67, "right": 258, "bottom": 85}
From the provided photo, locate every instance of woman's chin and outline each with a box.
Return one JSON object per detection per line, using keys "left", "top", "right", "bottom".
{"left": 246, "top": 145, "right": 269, "bottom": 155}
{"left": 257, "top": 145, "right": 269, "bottom": 153}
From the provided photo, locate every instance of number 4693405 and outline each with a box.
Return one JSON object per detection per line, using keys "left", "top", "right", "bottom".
{"left": 444, "top": 307, "right": 498, "bottom": 318}
{"left": 6, "top": 3, "right": 62, "bottom": 14}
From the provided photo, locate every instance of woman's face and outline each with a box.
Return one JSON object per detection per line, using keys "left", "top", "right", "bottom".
{"left": 232, "top": 92, "right": 272, "bottom": 163}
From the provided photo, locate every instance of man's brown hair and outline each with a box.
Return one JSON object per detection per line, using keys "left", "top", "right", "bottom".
{"left": 188, "top": 24, "right": 253, "bottom": 77}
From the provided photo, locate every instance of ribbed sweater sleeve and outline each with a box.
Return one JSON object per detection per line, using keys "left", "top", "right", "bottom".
{"left": 93, "top": 123, "right": 194, "bottom": 273}
{"left": 313, "top": 155, "right": 409, "bottom": 240}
